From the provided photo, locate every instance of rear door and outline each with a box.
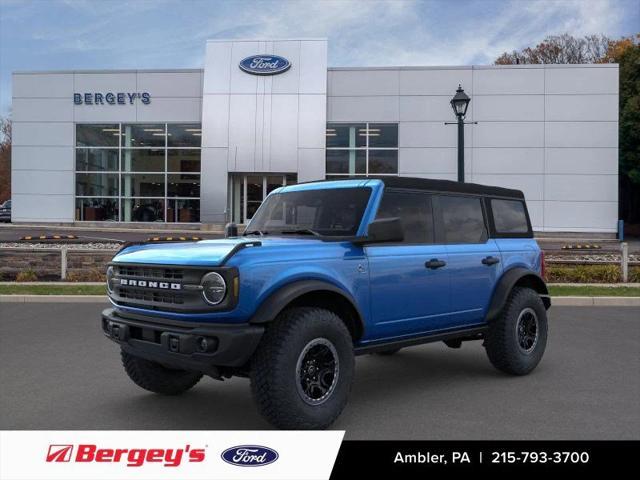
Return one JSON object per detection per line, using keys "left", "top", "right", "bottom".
{"left": 366, "top": 190, "right": 451, "bottom": 340}
{"left": 434, "top": 194, "right": 502, "bottom": 327}
{"left": 488, "top": 197, "right": 539, "bottom": 272}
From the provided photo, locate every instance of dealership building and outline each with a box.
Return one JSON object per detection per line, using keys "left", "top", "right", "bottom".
{"left": 11, "top": 38, "right": 619, "bottom": 232}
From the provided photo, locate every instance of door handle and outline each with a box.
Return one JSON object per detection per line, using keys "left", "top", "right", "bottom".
{"left": 425, "top": 259, "right": 446, "bottom": 269}
{"left": 482, "top": 256, "right": 500, "bottom": 266}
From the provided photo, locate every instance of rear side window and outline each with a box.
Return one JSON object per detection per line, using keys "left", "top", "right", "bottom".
{"left": 491, "top": 199, "right": 529, "bottom": 234}
{"left": 439, "top": 195, "right": 487, "bottom": 244}
{"left": 375, "top": 191, "right": 434, "bottom": 244}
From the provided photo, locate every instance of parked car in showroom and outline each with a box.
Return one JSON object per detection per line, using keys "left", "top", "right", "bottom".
{"left": 0, "top": 199, "right": 11, "bottom": 222}
{"left": 101, "top": 177, "right": 550, "bottom": 429}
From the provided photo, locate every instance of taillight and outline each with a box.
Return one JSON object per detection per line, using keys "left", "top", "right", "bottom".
{"left": 540, "top": 250, "right": 546, "bottom": 279}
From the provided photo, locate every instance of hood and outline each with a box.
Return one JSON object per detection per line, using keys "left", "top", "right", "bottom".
{"left": 113, "top": 238, "right": 254, "bottom": 266}
{"left": 112, "top": 236, "right": 328, "bottom": 267}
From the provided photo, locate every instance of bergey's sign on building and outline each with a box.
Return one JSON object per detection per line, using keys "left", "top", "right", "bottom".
{"left": 239, "top": 55, "right": 291, "bottom": 75}
{"left": 74, "top": 92, "right": 151, "bottom": 105}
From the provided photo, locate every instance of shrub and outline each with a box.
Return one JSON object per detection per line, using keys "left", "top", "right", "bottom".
{"left": 546, "top": 264, "right": 640, "bottom": 283}
{"left": 66, "top": 268, "right": 105, "bottom": 282}
{"left": 86, "top": 268, "right": 107, "bottom": 282}
{"left": 15, "top": 269, "right": 38, "bottom": 282}
{"left": 629, "top": 266, "right": 640, "bottom": 283}
{"left": 546, "top": 264, "right": 621, "bottom": 283}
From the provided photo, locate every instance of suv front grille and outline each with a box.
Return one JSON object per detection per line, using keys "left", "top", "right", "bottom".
{"left": 118, "top": 287, "right": 185, "bottom": 305}
{"left": 109, "top": 263, "right": 238, "bottom": 313}
{"left": 111, "top": 264, "right": 205, "bottom": 312}
{"left": 116, "top": 266, "right": 184, "bottom": 281}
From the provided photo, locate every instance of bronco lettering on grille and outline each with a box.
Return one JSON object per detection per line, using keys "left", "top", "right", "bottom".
{"left": 120, "top": 279, "right": 182, "bottom": 290}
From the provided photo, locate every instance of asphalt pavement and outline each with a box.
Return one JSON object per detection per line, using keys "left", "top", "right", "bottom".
{"left": 0, "top": 303, "right": 638, "bottom": 439}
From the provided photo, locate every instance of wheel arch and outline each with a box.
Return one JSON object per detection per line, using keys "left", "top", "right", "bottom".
{"left": 486, "top": 267, "right": 550, "bottom": 322}
{"left": 249, "top": 280, "right": 365, "bottom": 341}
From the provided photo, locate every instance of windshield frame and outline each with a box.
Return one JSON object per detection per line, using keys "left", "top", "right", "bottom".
{"left": 244, "top": 185, "right": 375, "bottom": 239}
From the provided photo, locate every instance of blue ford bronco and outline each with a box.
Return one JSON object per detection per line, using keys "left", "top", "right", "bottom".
{"left": 102, "top": 177, "right": 550, "bottom": 429}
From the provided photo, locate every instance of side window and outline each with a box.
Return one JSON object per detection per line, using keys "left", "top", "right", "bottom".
{"left": 439, "top": 195, "right": 487, "bottom": 244}
{"left": 491, "top": 199, "right": 529, "bottom": 234}
{"left": 375, "top": 191, "right": 434, "bottom": 244}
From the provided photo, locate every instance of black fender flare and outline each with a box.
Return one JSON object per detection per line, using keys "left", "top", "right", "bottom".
{"left": 249, "top": 279, "right": 365, "bottom": 338}
{"left": 486, "top": 267, "right": 550, "bottom": 322}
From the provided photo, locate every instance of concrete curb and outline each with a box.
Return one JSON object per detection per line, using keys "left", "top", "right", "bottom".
{"left": 549, "top": 296, "right": 640, "bottom": 306}
{"left": 1, "top": 295, "right": 639, "bottom": 306}
{"left": 548, "top": 283, "right": 640, "bottom": 287}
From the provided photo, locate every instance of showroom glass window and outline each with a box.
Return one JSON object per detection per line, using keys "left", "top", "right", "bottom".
{"left": 75, "top": 124, "right": 201, "bottom": 222}
{"left": 325, "top": 123, "right": 398, "bottom": 179}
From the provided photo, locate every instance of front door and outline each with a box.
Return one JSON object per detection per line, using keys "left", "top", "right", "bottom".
{"left": 366, "top": 190, "right": 451, "bottom": 340}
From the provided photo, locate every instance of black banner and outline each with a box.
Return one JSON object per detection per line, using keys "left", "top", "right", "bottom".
{"left": 330, "top": 441, "right": 639, "bottom": 477}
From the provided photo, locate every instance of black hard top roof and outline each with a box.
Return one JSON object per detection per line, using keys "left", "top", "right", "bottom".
{"left": 369, "top": 176, "right": 524, "bottom": 199}
{"left": 305, "top": 176, "right": 525, "bottom": 199}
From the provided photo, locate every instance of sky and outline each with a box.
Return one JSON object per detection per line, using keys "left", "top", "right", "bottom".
{"left": 1, "top": 0, "right": 639, "bottom": 116}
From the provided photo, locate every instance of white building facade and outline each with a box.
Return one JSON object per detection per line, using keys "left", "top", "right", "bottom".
{"left": 11, "top": 38, "right": 619, "bottom": 232}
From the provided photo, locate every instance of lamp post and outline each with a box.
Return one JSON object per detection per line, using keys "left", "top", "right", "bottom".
{"left": 447, "top": 84, "right": 473, "bottom": 182}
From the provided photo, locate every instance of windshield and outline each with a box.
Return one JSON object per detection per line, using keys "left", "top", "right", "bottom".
{"left": 245, "top": 187, "right": 372, "bottom": 237}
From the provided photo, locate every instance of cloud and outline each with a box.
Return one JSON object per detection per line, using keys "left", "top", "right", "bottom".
{"left": 0, "top": 0, "right": 637, "bottom": 116}
{"left": 190, "top": 0, "right": 634, "bottom": 66}
{"left": 5, "top": 0, "right": 634, "bottom": 65}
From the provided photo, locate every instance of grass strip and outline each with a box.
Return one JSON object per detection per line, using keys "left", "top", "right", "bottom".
{"left": 0, "top": 284, "right": 106, "bottom": 295}
{"left": 547, "top": 285, "right": 640, "bottom": 297}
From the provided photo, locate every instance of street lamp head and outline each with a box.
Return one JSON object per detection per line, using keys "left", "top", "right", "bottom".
{"left": 450, "top": 84, "right": 470, "bottom": 118}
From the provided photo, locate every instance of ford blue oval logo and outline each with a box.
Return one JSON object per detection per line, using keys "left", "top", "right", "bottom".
{"left": 239, "top": 55, "right": 291, "bottom": 75}
{"left": 221, "top": 445, "right": 279, "bottom": 467}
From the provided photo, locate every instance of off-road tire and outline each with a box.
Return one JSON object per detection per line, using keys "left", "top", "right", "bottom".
{"left": 485, "top": 287, "right": 548, "bottom": 375}
{"left": 374, "top": 348, "right": 402, "bottom": 356}
{"left": 121, "top": 350, "right": 202, "bottom": 395}
{"left": 250, "top": 307, "right": 355, "bottom": 429}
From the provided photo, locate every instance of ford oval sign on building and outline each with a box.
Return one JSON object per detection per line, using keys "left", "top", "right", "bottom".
{"left": 239, "top": 55, "right": 291, "bottom": 75}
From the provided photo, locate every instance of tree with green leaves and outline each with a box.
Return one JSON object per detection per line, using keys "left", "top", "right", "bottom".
{"left": 607, "top": 36, "right": 640, "bottom": 225}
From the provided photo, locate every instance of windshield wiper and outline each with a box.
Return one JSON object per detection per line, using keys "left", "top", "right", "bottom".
{"left": 279, "top": 228, "right": 321, "bottom": 237}
{"left": 243, "top": 230, "right": 267, "bottom": 236}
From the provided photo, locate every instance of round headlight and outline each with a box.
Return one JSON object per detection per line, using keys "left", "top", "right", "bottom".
{"left": 106, "top": 266, "right": 115, "bottom": 294}
{"left": 201, "top": 272, "right": 227, "bottom": 305}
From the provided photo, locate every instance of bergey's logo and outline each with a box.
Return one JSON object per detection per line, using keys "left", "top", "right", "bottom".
{"left": 74, "top": 92, "right": 151, "bottom": 105}
{"left": 221, "top": 445, "right": 279, "bottom": 467}
{"left": 46, "top": 445, "right": 73, "bottom": 462}
{"left": 239, "top": 55, "right": 291, "bottom": 75}
{"left": 45, "top": 444, "right": 205, "bottom": 467}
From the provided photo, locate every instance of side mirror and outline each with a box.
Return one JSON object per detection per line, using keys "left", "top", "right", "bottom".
{"left": 224, "top": 222, "right": 239, "bottom": 238}
{"left": 354, "top": 217, "right": 404, "bottom": 245}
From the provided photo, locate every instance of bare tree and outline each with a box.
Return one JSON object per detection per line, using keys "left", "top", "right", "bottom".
{"left": 495, "top": 34, "right": 610, "bottom": 64}
{"left": 0, "top": 117, "right": 11, "bottom": 202}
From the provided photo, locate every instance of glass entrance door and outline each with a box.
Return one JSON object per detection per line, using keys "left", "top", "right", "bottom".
{"left": 229, "top": 174, "right": 297, "bottom": 224}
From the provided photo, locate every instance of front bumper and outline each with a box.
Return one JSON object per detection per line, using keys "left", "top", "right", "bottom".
{"left": 101, "top": 308, "right": 264, "bottom": 373}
